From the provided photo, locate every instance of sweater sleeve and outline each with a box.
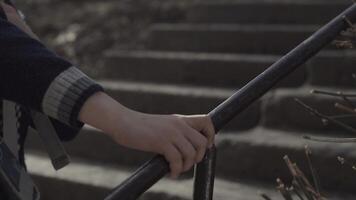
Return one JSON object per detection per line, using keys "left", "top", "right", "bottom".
{"left": 0, "top": 17, "right": 104, "bottom": 136}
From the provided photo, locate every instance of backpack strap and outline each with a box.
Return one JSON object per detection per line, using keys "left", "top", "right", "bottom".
{"left": 30, "top": 111, "right": 70, "bottom": 170}
{"left": 3, "top": 100, "right": 70, "bottom": 170}
{"left": 3, "top": 100, "right": 20, "bottom": 159}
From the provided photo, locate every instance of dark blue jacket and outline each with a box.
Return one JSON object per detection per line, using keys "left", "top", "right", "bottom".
{"left": 0, "top": 5, "right": 104, "bottom": 164}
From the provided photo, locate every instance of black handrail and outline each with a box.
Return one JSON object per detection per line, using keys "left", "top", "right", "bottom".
{"left": 105, "top": 3, "right": 356, "bottom": 200}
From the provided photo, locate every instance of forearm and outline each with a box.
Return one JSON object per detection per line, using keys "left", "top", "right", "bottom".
{"left": 78, "top": 91, "right": 134, "bottom": 137}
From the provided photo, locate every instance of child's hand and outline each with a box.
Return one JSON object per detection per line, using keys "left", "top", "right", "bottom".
{"left": 79, "top": 92, "right": 216, "bottom": 178}
{"left": 1, "top": 2, "right": 39, "bottom": 40}
{"left": 112, "top": 113, "right": 215, "bottom": 179}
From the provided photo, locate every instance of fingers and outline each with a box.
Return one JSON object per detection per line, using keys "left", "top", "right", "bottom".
{"left": 160, "top": 114, "right": 216, "bottom": 179}
{"left": 184, "top": 127, "right": 208, "bottom": 163}
{"left": 162, "top": 144, "right": 183, "bottom": 179}
{"left": 162, "top": 129, "right": 204, "bottom": 178}
{"left": 173, "top": 133, "right": 197, "bottom": 172}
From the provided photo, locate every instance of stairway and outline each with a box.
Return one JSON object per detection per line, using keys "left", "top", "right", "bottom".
{"left": 25, "top": 0, "right": 356, "bottom": 199}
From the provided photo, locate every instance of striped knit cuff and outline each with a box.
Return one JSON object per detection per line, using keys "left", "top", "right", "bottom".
{"left": 42, "top": 67, "right": 104, "bottom": 127}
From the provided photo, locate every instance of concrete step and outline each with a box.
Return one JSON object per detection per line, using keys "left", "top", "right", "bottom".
{"left": 96, "top": 50, "right": 356, "bottom": 88}
{"left": 100, "top": 50, "right": 305, "bottom": 88}
{"left": 26, "top": 127, "right": 356, "bottom": 196}
{"left": 307, "top": 51, "right": 356, "bottom": 87}
{"left": 147, "top": 23, "right": 341, "bottom": 54}
{"left": 214, "top": 128, "right": 356, "bottom": 194}
{"left": 26, "top": 126, "right": 152, "bottom": 169}
{"left": 26, "top": 153, "right": 284, "bottom": 200}
{"left": 28, "top": 153, "right": 189, "bottom": 200}
{"left": 97, "top": 80, "right": 261, "bottom": 130}
{"left": 262, "top": 86, "right": 356, "bottom": 131}
{"left": 191, "top": 0, "right": 349, "bottom": 3}
{"left": 187, "top": 1, "right": 348, "bottom": 25}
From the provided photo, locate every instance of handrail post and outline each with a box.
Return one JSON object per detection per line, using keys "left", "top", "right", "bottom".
{"left": 193, "top": 146, "right": 216, "bottom": 200}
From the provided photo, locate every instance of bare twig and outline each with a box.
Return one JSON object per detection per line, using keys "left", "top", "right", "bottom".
{"left": 281, "top": 155, "right": 328, "bottom": 200}
{"left": 295, "top": 98, "right": 356, "bottom": 134}
{"left": 304, "top": 146, "right": 321, "bottom": 194}
{"left": 294, "top": 165, "right": 320, "bottom": 199}
{"left": 334, "top": 103, "right": 356, "bottom": 114}
{"left": 343, "top": 15, "right": 355, "bottom": 28}
{"left": 310, "top": 90, "right": 356, "bottom": 98}
{"left": 303, "top": 135, "right": 356, "bottom": 143}
{"left": 292, "top": 180, "right": 311, "bottom": 200}
{"left": 277, "top": 178, "right": 294, "bottom": 200}
{"left": 311, "top": 89, "right": 356, "bottom": 108}
{"left": 284, "top": 156, "right": 314, "bottom": 200}
{"left": 335, "top": 15, "right": 356, "bottom": 48}
{"left": 333, "top": 40, "right": 353, "bottom": 49}
{"left": 342, "top": 96, "right": 355, "bottom": 109}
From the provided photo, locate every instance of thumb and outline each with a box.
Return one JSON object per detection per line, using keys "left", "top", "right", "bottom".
{"left": 183, "top": 115, "right": 216, "bottom": 148}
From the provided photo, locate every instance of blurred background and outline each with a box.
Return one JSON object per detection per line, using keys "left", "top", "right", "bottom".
{"left": 17, "top": 0, "right": 356, "bottom": 199}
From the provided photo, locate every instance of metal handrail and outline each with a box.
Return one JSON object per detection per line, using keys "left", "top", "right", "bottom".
{"left": 104, "top": 3, "right": 356, "bottom": 200}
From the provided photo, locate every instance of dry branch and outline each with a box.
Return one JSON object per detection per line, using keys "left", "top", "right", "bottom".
{"left": 294, "top": 98, "right": 356, "bottom": 134}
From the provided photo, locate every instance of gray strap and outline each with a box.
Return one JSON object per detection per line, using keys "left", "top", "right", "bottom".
{"left": 0, "top": 141, "right": 40, "bottom": 200}
{"left": 19, "top": 170, "right": 40, "bottom": 200}
{"left": 3, "top": 100, "right": 19, "bottom": 159}
{"left": 30, "top": 110, "right": 70, "bottom": 170}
